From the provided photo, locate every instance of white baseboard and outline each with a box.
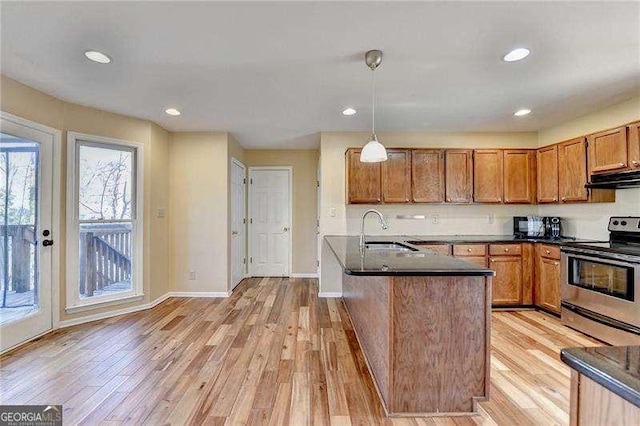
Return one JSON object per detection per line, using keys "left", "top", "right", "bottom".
{"left": 58, "top": 291, "right": 230, "bottom": 329}
{"left": 318, "top": 292, "right": 342, "bottom": 298}
{"left": 290, "top": 273, "right": 319, "bottom": 279}
{"left": 169, "top": 291, "right": 231, "bottom": 298}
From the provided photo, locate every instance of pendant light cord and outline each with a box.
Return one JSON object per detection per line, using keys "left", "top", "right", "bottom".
{"left": 371, "top": 68, "right": 376, "bottom": 135}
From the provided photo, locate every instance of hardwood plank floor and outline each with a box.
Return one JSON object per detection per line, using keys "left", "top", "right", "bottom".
{"left": 0, "top": 278, "right": 601, "bottom": 425}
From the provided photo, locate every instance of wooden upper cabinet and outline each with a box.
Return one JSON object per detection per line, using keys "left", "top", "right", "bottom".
{"left": 587, "top": 127, "right": 628, "bottom": 174}
{"left": 382, "top": 149, "right": 411, "bottom": 203}
{"left": 503, "top": 150, "right": 536, "bottom": 204}
{"left": 628, "top": 121, "right": 640, "bottom": 169}
{"left": 473, "top": 150, "right": 503, "bottom": 203}
{"left": 346, "top": 148, "right": 381, "bottom": 204}
{"left": 558, "top": 137, "right": 589, "bottom": 203}
{"left": 445, "top": 150, "right": 473, "bottom": 203}
{"left": 411, "top": 149, "right": 445, "bottom": 203}
{"left": 537, "top": 145, "right": 559, "bottom": 203}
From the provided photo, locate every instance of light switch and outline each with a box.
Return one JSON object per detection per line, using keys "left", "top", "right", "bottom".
{"left": 329, "top": 207, "right": 337, "bottom": 217}
{"left": 157, "top": 207, "right": 166, "bottom": 218}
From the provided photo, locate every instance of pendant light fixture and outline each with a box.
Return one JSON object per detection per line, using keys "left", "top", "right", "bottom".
{"left": 360, "top": 49, "right": 387, "bottom": 163}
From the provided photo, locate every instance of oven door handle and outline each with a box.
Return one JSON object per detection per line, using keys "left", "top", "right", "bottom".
{"left": 562, "top": 251, "right": 639, "bottom": 268}
{"left": 562, "top": 302, "right": 640, "bottom": 336}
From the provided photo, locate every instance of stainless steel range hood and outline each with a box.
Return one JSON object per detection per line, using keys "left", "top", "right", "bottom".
{"left": 586, "top": 169, "right": 640, "bottom": 189}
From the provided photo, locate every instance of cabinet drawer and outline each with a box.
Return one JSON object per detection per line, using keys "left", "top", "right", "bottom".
{"left": 413, "top": 243, "right": 452, "bottom": 255}
{"left": 539, "top": 244, "right": 561, "bottom": 260}
{"left": 453, "top": 244, "right": 487, "bottom": 256}
{"left": 489, "top": 244, "right": 522, "bottom": 256}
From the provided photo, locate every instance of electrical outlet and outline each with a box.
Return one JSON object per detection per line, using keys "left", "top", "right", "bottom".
{"left": 329, "top": 207, "right": 337, "bottom": 217}
{"left": 487, "top": 214, "right": 495, "bottom": 224}
{"left": 188, "top": 270, "right": 196, "bottom": 280}
{"left": 431, "top": 214, "right": 440, "bottom": 224}
{"left": 157, "top": 207, "right": 166, "bottom": 218}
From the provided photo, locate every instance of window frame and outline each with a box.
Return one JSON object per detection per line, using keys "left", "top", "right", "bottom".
{"left": 65, "top": 132, "right": 144, "bottom": 313}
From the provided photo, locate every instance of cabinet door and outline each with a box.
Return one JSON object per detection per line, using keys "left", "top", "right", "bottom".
{"left": 489, "top": 256, "right": 522, "bottom": 305}
{"left": 445, "top": 150, "right": 473, "bottom": 203}
{"left": 382, "top": 149, "right": 411, "bottom": 203}
{"left": 536, "top": 257, "right": 561, "bottom": 314}
{"left": 473, "top": 150, "right": 503, "bottom": 203}
{"left": 411, "top": 149, "right": 445, "bottom": 203}
{"left": 537, "top": 145, "right": 559, "bottom": 203}
{"left": 588, "top": 127, "right": 628, "bottom": 174}
{"left": 558, "top": 137, "right": 589, "bottom": 203}
{"left": 628, "top": 121, "right": 640, "bottom": 169}
{"left": 504, "top": 150, "right": 536, "bottom": 204}
{"left": 346, "top": 148, "right": 381, "bottom": 204}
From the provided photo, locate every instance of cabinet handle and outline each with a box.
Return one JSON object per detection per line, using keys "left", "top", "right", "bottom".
{"left": 504, "top": 248, "right": 509, "bottom": 252}
{"left": 377, "top": 198, "right": 381, "bottom": 202}
{"left": 446, "top": 197, "right": 451, "bottom": 202}
{"left": 467, "top": 248, "right": 472, "bottom": 252}
{"left": 554, "top": 262, "right": 559, "bottom": 266}
{"left": 619, "top": 163, "right": 626, "bottom": 167}
{"left": 498, "top": 198, "right": 502, "bottom": 202}
{"left": 632, "top": 160, "right": 639, "bottom": 166}
{"left": 561, "top": 197, "right": 566, "bottom": 202}
{"left": 553, "top": 198, "right": 558, "bottom": 202}
{"left": 490, "top": 259, "right": 495, "bottom": 263}
{"left": 546, "top": 250, "right": 551, "bottom": 255}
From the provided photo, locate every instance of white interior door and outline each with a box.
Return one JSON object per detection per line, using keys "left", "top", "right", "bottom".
{"left": 249, "top": 168, "right": 291, "bottom": 277}
{"left": 230, "top": 159, "right": 246, "bottom": 289}
{"left": 0, "top": 115, "right": 55, "bottom": 352}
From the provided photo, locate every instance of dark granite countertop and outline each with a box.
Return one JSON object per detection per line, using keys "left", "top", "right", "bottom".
{"left": 324, "top": 236, "right": 495, "bottom": 276}
{"left": 398, "top": 234, "right": 600, "bottom": 246}
{"left": 561, "top": 346, "right": 640, "bottom": 408}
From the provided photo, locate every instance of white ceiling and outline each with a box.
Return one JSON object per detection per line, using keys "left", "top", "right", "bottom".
{"left": 1, "top": 1, "right": 639, "bottom": 149}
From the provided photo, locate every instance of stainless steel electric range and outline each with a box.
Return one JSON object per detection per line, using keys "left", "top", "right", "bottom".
{"left": 561, "top": 217, "right": 640, "bottom": 346}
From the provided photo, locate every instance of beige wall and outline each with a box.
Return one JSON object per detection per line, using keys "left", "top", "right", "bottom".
{"left": 244, "top": 150, "right": 320, "bottom": 275}
{"left": 1, "top": 74, "right": 171, "bottom": 321}
{"left": 538, "top": 95, "right": 640, "bottom": 240}
{"left": 168, "top": 132, "right": 230, "bottom": 293}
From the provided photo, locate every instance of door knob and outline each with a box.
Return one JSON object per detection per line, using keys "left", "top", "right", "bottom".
{"left": 43, "top": 240, "right": 54, "bottom": 247}
{"left": 42, "top": 230, "right": 51, "bottom": 236}
{"left": 283, "top": 227, "right": 289, "bottom": 232}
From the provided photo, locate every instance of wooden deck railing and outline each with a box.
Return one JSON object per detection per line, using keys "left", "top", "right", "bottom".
{"left": 79, "top": 223, "right": 132, "bottom": 298}
{"left": 0, "top": 224, "right": 36, "bottom": 295}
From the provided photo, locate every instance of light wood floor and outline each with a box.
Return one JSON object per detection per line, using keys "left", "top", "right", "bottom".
{"left": 0, "top": 278, "right": 602, "bottom": 425}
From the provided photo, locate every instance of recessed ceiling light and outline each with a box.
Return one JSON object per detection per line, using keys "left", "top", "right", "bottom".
{"left": 514, "top": 109, "right": 532, "bottom": 116}
{"left": 165, "top": 108, "right": 181, "bottom": 116}
{"left": 342, "top": 108, "right": 357, "bottom": 116}
{"left": 502, "top": 48, "right": 530, "bottom": 62}
{"left": 84, "top": 50, "right": 112, "bottom": 64}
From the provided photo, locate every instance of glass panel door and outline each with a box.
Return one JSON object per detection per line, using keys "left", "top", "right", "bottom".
{"left": 0, "top": 136, "right": 40, "bottom": 324}
{"left": 568, "top": 256, "right": 634, "bottom": 301}
{"left": 0, "top": 115, "right": 54, "bottom": 352}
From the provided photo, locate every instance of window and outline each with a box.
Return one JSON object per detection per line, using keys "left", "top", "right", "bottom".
{"left": 66, "top": 133, "right": 143, "bottom": 312}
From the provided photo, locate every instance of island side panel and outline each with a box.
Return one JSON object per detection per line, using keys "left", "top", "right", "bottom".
{"left": 342, "top": 273, "right": 391, "bottom": 408}
{"left": 390, "top": 275, "right": 490, "bottom": 414}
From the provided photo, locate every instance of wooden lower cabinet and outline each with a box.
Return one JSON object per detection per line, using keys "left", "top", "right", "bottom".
{"left": 489, "top": 256, "right": 523, "bottom": 306}
{"left": 535, "top": 244, "right": 562, "bottom": 314}
{"left": 454, "top": 243, "right": 531, "bottom": 306}
{"left": 411, "top": 243, "right": 452, "bottom": 255}
{"left": 570, "top": 371, "right": 640, "bottom": 426}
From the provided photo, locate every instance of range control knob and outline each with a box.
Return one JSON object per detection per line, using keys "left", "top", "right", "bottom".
{"left": 613, "top": 220, "right": 620, "bottom": 226}
{"left": 621, "top": 221, "right": 628, "bottom": 226}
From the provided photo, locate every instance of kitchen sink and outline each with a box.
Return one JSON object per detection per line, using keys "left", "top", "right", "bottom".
{"left": 364, "top": 242, "right": 419, "bottom": 252}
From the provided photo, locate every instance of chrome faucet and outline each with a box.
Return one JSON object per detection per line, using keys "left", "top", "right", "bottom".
{"left": 360, "top": 209, "right": 389, "bottom": 249}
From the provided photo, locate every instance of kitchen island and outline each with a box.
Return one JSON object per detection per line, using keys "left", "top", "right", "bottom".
{"left": 322, "top": 236, "right": 495, "bottom": 416}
